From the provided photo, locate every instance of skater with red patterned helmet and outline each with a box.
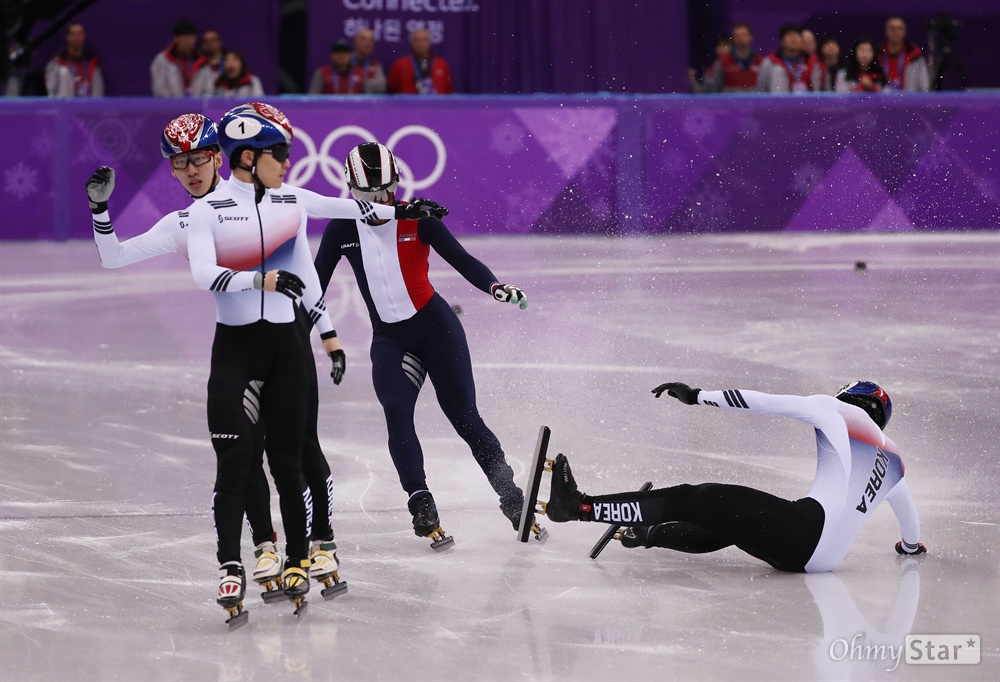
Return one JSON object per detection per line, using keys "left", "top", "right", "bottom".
{"left": 544, "top": 380, "right": 925, "bottom": 572}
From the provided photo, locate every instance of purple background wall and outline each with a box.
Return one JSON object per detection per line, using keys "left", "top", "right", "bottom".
{"left": 6, "top": 0, "right": 998, "bottom": 96}
{"left": 1, "top": 94, "right": 997, "bottom": 241}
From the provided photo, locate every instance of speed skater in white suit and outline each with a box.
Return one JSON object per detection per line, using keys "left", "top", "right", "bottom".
{"left": 543, "top": 380, "right": 926, "bottom": 572}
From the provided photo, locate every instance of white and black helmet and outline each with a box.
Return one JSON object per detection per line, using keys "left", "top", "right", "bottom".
{"left": 345, "top": 142, "right": 399, "bottom": 202}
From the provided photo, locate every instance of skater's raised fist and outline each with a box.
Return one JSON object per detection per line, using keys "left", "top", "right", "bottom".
{"left": 652, "top": 382, "right": 700, "bottom": 405}
{"left": 86, "top": 166, "right": 115, "bottom": 213}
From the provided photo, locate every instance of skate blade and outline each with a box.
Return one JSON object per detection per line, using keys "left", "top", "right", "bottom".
{"left": 223, "top": 605, "right": 248, "bottom": 630}
{"left": 290, "top": 597, "right": 308, "bottom": 617}
{"left": 320, "top": 580, "right": 348, "bottom": 600}
{"left": 532, "top": 522, "right": 550, "bottom": 543}
{"left": 260, "top": 589, "right": 288, "bottom": 604}
{"left": 429, "top": 529, "right": 454, "bottom": 552}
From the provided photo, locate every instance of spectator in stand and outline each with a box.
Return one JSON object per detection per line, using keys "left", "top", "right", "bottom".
{"left": 801, "top": 29, "right": 818, "bottom": 61}
{"left": 760, "top": 24, "right": 810, "bottom": 93}
{"left": 45, "top": 22, "right": 103, "bottom": 97}
{"left": 811, "top": 36, "right": 843, "bottom": 92}
{"left": 353, "top": 29, "right": 387, "bottom": 94}
{"left": 387, "top": 28, "right": 453, "bottom": 95}
{"left": 211, "top": 51, "right": 263, "bottom": 97}
{"left": 309, "top": 40, "right": 364, "bottom": 95}
{"left": 837, "top": 39, "right": 888, "bottom": 93}
{"left": 688, "top": 36, "right": 731, "bottom": 93}
{"left": 880, "top": 16, "right": 930, "bottom": 92}
{"left": 191, "top": 30, "right": 225, "bottom": 96}
{"left": 150, "top": 20, "right": 199, "bottom": 97}
{"left": 692, "top": 23, "right": 763, "bottom": 93}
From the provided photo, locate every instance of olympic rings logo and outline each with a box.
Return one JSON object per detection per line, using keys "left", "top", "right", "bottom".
{"left": 287, "top": 125, "right": 446, "bottom": 200}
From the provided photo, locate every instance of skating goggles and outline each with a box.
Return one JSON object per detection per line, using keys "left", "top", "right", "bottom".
{"left": 170, "top": 150, "right": 216, "bottom": 170}
{"left": 350, "top": 182, "right": 397, "bottom": 204}
{"left": 261, "top": 143, "right": 291, "bottom": 163}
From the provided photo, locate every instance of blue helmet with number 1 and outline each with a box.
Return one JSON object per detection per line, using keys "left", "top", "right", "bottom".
{"left": 160, "top": 113, "right": 219, "bottom": 158}
{"left": 217, "top": 102, "right": 293, "bottom": 158}
{"left": 836, "top": 381, "right": 893, "bottom": 430}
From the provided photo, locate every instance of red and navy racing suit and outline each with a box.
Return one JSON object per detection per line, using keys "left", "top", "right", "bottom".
{"left": 314, "top": 212, "right": 523, "bottom": 513}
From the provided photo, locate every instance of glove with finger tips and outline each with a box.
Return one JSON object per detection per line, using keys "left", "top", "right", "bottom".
{"left": 652, "top": 382, "right": 701, "bottom": 405}
{"left": 254, "top": 270, "right": 305, "bottom": 300}
{"left": 86, "top": 166, "right": 115, "bottom": 213}
{"left": 491, "top": 283, "right": 528, "bottom": 310}
{"left": 328, "top": 349, "right": 346, "bottom": 386}
{"left": 395, "top": 198, "right": 449, "bottom": 220}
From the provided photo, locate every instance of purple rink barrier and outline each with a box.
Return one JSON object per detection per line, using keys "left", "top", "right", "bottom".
{"left": 0, "top": 94, "right": 997, "bottom": 241}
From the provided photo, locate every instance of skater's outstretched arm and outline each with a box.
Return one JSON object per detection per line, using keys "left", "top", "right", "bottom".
{"left": 885, "top": 478, "right": 924, "bottom": 555}
{"left": 654, "top": 382, "right": 845, "bottom": 434}
{"left": 418, "top": 217, "right": 497, "bottom": 293}
{"left": 87, "top": 166, "right": 183, "bottom": 268}
{"left": 419, "top": 218, "right": 528, "bottom": 309}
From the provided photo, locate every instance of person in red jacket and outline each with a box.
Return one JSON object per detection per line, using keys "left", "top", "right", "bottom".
{"left": 837, "top": 39, "right": 888, "bottom": 93}
{"left": 760, "top": 24, "right": 810, "bottom": 93}
{"left": 880, "top": 16, "right": 930, "bottom": 91}
{"left": 309, "top": 40, "right": 365, "bottom": 95}
{"left": 387, "top": 29, "right": 453, "bottom": 95}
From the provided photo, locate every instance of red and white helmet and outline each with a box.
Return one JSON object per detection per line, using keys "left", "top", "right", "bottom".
{"left": 160, "top": 113, "right": 219, "bottom": 158}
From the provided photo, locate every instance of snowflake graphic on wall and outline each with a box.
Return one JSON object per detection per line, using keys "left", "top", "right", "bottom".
{"left": 792, "top": 162, "right": 823, "bottom": 194}
{"left": 490, "top": 122, "right": 526, "bottom": 157}
{"left": 32, "top": 134, "right": 55, "bottom": 158}
{"left": 682, "top": 110, "right": 716, "bottom": 140}
{"left": 4, "top": 162, "right": 39, "bottom": 201}
{"left": 73, "top": 113, "right": 145, "bottom": 164}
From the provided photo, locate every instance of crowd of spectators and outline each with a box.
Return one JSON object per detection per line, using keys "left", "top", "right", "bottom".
{"left": 20, "top": 15, "right": 937, "bottom": 98}
{"left": 689, "top": 16, "right": 932, "bottom": 94}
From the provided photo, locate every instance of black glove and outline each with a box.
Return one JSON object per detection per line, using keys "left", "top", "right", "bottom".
{"left": 395, "top": 198, "right": 449, "bottom": 220}
{"left": 254, "top": 270, "right": 305, "bottom": 300}
{"left": 895, "top": 540, "right": 927, "bottom": 556}
{"left": 491, "top": 283, "right": 528, "bottom": 310}
{"left": 86, "top": 166, "right": 115, "bottom": 213}
{"left": 652, "top": 382, "right": 701, "bottom": 405}
{"left": 329, "top": 349, "right": 346, "bottom": 386}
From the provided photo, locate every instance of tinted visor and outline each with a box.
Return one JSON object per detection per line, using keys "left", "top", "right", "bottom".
{"left": 350, "top": 182, "right": 397, "bottom": 203}
{"left": 263, "top": 143, "right": 291, "bottom": 163}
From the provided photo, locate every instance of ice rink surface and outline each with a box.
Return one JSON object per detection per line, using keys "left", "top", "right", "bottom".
{"left": 1, "top": 232, "right": 998, "bottom": 681}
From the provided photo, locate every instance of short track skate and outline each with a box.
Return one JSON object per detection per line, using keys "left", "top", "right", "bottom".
{"left": 588, "top": 481, "right": 653, "bottom": 559}
{"left": 220, "top": 602, "right": 248, "bottom": 630}
{"left": 316, "top": 572, "right": 348, "bottom": 600}
{"left": 516, "top": 425, "right": 553, "bottom": 543}
{"left": 217, "top": 565, "right": 249, "bottom": 630}
{"left": 257, "top": 575, "right": 287, "bottom": 604}
{"left": 424, "top": 527, "right": 454, "bottom": 552}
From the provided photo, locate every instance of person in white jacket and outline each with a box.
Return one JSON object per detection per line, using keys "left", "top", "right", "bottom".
{"left": 543, "top": 380, "right": 925, "bottom": 573}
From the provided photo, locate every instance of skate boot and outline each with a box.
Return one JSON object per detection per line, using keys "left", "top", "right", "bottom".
{"left": 217, "top": 562, "right": 248, "bottom": 629}
{"left": 282, "top": 557, "right": 311, "bottom": 616}
{"left": 408, "top": 491, "right": 454, "bottom": 551}
{"left": 544, "top": 454, "right": 586, "bottom": 523}
{"left": 502, "top": 492, "right": 549, "bottom": 542}
{"left": 252, "top": 540, "right": 285, "bottom": 603}
{"left": 309, "top": 538, "right": 347, "bottom": 600}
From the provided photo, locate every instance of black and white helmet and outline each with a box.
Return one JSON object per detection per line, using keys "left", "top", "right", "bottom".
{"left": 345, "top": 142, "right": 399, "bottom": 202}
